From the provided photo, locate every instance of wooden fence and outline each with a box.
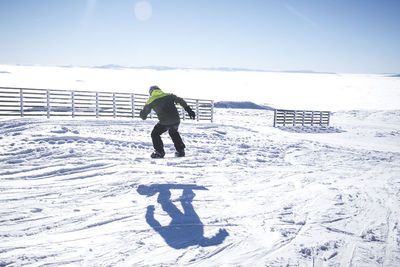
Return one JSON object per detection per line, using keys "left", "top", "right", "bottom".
{"left": 273, "top": 109, "right": 330, "bottom": 127}
{"left": 0, "top": 87, "right": 214, "bottom": 122}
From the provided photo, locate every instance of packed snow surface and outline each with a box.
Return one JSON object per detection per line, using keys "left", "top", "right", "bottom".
{"left": 1, "top": 108, "right": 400, "bottom": 266}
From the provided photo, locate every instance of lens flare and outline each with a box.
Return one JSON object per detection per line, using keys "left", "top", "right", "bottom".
{"left": 134, "top": 1, "right": 152, "bottom": 21}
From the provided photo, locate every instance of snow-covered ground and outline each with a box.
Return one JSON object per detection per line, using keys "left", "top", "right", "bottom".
{"left": 1, "top": 65, "right": 400, "bottom": 266}
{"left": 1, "top": 107, "right": 400, "bottom": 266}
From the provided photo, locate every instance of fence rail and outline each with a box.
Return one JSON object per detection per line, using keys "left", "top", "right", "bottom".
{"left": 0, "top": 87, "right": 214, "bottom": 122}
{"left": 273, "top": 109, "right": 330, "bottom": 127}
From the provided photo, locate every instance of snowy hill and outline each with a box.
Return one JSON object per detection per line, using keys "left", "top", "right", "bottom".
{"left": 214, "top": 101, "right": 274, "bottom": 110}
{"left": 1, "top": 108, "right": 400, "bottom": 266}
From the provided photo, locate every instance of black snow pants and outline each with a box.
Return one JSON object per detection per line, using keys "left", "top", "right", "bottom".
{"left": 151, "top": 123, "right": 185, "bottom": 153}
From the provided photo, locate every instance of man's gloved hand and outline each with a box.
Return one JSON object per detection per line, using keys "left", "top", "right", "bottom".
{"left": 185, "top": 107, "right": 196, "bottom": 119}
{"left": 139, "top": 110, "right": 147, "bottom": 120}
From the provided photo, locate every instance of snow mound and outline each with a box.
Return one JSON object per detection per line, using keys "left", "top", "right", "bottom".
{"left": 1, "top": 108, "right": 400, "bottom": 266}
{"left": 215, "top": 101, "right": 274, "bottom": 110}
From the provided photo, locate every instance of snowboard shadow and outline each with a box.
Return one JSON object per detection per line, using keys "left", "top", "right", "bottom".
{"left": 137, "top": 184, "right": 229, "bottom": 249}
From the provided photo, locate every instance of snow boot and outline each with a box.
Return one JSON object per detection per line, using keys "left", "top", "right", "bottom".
{"left": 175, "top": 149, "right": 185, "bottom": 157}
{"left": 151, "top": 150, "right": 165, "bottom": 158}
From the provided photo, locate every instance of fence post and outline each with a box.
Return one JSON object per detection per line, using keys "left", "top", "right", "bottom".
{"left": 311, "top": 111, "right": 315, "bottom": 126}
{"left": 71, "top": 91, "right": 75, "bottom": 118}
{"left": 283, "top": 111, "right": 287, "bottom": 126}
{"left": 319, "top": 111, "right": 323, "bottom": 126}
{"left": 46, "top": 89, "right": 50, "bottom": 118}
{"left": 113, "top": 93, "right": 116, "bottom": 118}
{"left": 273, "top": 109, "right": 277, "bottom": 127}
{"left": 95, "top": 92, "right": 99, "bottom": 118}
{"left": 327, "top": 112, "right": 331, "bottom": 126}
{"left": 211, "top": 100, "right": 214, "bottom": 123}
{"left": 302, "top": 111, "right": 305, "bottom": 126}
{"left": 293, "top": 110, "right": 297, "bottom": 126}
{"left": 196, "top": 100, "right": 199, "bottom": 122}
{"left": 131, "top": 93, "right": 135, "bottom": 118}
{"left": 19, "top": 88, "right": 24, "bottom": 117}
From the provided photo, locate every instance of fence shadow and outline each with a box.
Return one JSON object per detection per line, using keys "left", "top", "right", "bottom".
{"left": 277, "top": 126, "right": 345, "bottom": 134}
{"left": 137, "top": 184, "right": 229, "bottom": 249}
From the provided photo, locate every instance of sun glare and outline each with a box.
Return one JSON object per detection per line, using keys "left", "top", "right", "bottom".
{"left": 134, "top": 1, "right": 152, "bottom": 21}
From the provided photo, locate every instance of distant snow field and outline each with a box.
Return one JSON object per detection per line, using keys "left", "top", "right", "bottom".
{"left": 1, "top": 64, "right": 400, "bottom": 110}
{"left": 0, "top": 65, "right": 400, "bottom": 266}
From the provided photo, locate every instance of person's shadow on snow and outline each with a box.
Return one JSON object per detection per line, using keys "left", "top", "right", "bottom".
{"left": 137, "top": 184, "right": 229, "bottom": 249}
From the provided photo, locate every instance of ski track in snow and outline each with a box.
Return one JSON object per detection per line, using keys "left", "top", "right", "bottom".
{"left": 0, "top": 109, "right": 400, "bottom": 266}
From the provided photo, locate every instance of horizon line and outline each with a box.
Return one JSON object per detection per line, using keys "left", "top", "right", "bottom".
{"left": 1, "top": 63, "right": 398, "bottom": 75}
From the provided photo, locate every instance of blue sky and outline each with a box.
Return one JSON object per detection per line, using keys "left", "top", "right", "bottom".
{"left": 0, "top": 0, "right": 399, "bottom": 73}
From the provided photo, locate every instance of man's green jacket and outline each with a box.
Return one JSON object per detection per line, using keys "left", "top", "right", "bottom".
{"left": 140, "top": 89, "right": 190, "bottom": 125}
